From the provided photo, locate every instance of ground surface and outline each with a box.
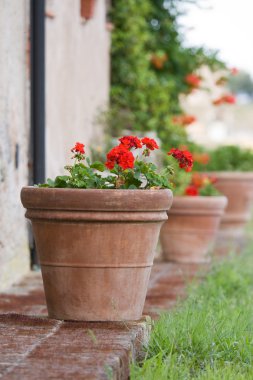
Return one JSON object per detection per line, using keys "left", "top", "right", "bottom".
{"left": 0, "top": 263, "right": 206, "bottom": 380}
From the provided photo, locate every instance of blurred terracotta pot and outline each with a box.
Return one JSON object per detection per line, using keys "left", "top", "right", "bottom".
{"left": 160, "top": 196, "right": 227, "bottom": 263}
{"left": 21, "top": 187, "right": 172, "bottom": 321}
{"left": 211, "top": 172, "right": 253, "bottom": 239}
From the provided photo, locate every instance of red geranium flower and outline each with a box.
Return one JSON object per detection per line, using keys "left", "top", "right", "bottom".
{"left": 141, "top": 137, "right": 159, "bottom": 150}
{"left": 223, "top": 94, "right": 236, "bottom": 104}
{"left": 150, "top": 53, "right": 168, "bottom": 70}
{"left": 191, "top": 173, "right": 215, "bottom": 188}
{"left": 168, "top": 148, "right": 193, "bottom": 172}
{"left": 185, "top": 73, "right": 201, "bottom": 87}
{"left": 185, "top": 185, "right": 199, "bottom": 196}
{"left": 192, "top": 152, "right": 210, "bottom": 165}
{"left": 105, "top": 145, "right": 134, "bottom": 170}
{"left": 212, "top": 97, "right": 223, "bottom": 106}
{"left": 191, "top": 173, "right": 217, "bottom": 188}
{"left": 71, "top": 142, "right": 85, "bottom": 154}
{"left": 231, "top": 67, "right": 239, "bottom": 75}
{"left": 213, "top": 94, "right": 236, "bottom": 105}
{"left": 172, "top": 115, "right": 197, "bottom": 126}
{"left": 119, "top": 136, "right": 142, "bottom": 150}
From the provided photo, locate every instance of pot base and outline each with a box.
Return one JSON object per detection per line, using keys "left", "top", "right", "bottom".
{"left": 42, "top": 266, "right": 152, "bottom": 321}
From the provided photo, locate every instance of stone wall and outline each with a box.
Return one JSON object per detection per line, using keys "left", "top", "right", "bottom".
{"left": 0, "top": 0, "right": 30, "bottom": 290}
{"left": 46, "top": 0, "right": 110, "bottom": 178}
{"left": 0, "top": 0, "right": 111, "bottom": 290}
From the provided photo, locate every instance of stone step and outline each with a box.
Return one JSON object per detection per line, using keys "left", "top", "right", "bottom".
{"left": 0, "top": 263, "right": 206, "bottom": 379}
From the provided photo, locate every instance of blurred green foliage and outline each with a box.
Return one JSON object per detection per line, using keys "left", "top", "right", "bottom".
{"left": 108, "top": 0, "right": 225, "bottom": 151}
{"left": 195, "top": 145, "right": 253, "bottom": 172}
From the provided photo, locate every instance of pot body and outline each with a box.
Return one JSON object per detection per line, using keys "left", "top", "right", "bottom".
{"left": 210, "top": 172, "right": 253, "bottom": 239}
{"left": 160, "top": 196, "right": 227, "bottom": 263}
{"left": 21, "top": 187, "right": 172, "bottom": 321}
{"left": 209, "top": 172, "right": 253, "bottom": 252}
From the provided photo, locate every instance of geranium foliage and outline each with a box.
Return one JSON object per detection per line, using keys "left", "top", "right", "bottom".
{"left": 39, "top": 138, "right": 193, "bottom": 190}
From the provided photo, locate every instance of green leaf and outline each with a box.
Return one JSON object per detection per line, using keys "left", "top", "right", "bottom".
{"left": 90, "top": 161, "right": 105, "bottom": 172}
{"left": 54, "top": 176, "right": 69, "bottom": 188}
{"left": 133, "top": 169, "right": 141, "bottom": 180}
{"left": 47, "top": 178, "right": 56, "bottom": 187}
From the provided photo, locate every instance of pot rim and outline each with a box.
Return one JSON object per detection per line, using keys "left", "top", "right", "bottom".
{"left": 169, "top": 195, "right": 228, "bottom": 215}
{"left": 174, "top": 195, "right": 227, "bottom": 200}
{"left": 204, "top": 171, "right": 253, "bottom": 180}
{"left": 21, "top": 186, "right": 173, "bottom": 212}
{"left": 21, "top": 186, "right": 172, "bottom": 193}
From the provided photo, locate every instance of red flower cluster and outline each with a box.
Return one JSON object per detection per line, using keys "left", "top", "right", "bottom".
{"left": 71, "top": 142, "right": 85, "bottom": 154}
{"left": 231, "top": 67, "right": 239, "bottom": 75}
{"left": 105, "top": 135, "right": 159, "bottom": 170}
{"left": 185, "top": 173, "right": 216, "bottom": 196}
{"left": 141, "top": 137, "right": 159, "bottom": 150}
{"left": 213, "top": 94, "right": 236, "bottom": 105}
{"left": 192, "top": 173, "right": 216, "bottom": 187}
{"left": 192, "top": 152, "right": 210, "bottom": 165}
{"left": 185, "top": 73, "right": 201, "bottom": 88}
{"left": 119, "top": 136, "right": 142, "bottom": 149}
{"left": 105, "top": 145, "right": 134, "bottom": 170}
{"left": 168, "top": 148, "right": 193, "bottom": 172}
{"left": 172, "top": 115, "right": 197, "bottom": 126}
{"left": 185, "top": 185, "right": 199, "bottom": 196}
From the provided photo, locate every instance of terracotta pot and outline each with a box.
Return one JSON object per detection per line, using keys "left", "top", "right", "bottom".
{"left": 21, "top": 187, "right": 172, "bottom": 321}
{"left": 160, "top": 196, "right": 227, "bottom": 263}
{"left": 210, "top": 172, "right": 253, "bottom": 239}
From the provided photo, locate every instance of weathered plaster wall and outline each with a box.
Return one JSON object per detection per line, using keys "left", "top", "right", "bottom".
{"left": 46, "top": 0, "right": 110, "bottom": 178}
{"left": 0, "top": 1, "right": 30, "bottom": 290}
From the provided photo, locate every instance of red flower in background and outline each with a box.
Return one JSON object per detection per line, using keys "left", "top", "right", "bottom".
{"left": 119, "top": 136, "right": 142, "bottom": 150}
{"left": 213, "top": 94, "right": 236, "bottom": 105}
{"left": 105, "top": 145, "right": 134, "bottom": 170}
{"left": 150, "top": 53, "right": 168, "bottom": 69}
{"left": 192, "top": 173, "right": 216, "bottom": 188}
{"left": 223, "top": 94, "right": 236, "bottom": 104}
{"left": 172, "top": 115, "right": 197, "bottom": 126}
{"left": 71, "top": 142, "right": 85, "bottom": 154}
{"left": 185, "top": 173, "right": 217, "bottom": 196}
{"left": 168, "top": 148, "right": 193, "bottom": 172}
{"left": 141, "top": 137, "right": 159, "bottom": 150}
{"left": 231, "top": 67, "right": 239, "bottom": 75}
{"left": 185, "top": 185, "right": 199, "bottom": 196}
{"left": 192, "top": 152, "right": 210, "bottom": 165}
{"left": 185, "top": 73, "right": 201, "bottom": 87}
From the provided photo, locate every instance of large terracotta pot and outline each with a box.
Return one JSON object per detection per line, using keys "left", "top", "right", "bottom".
{"left": 211, "top": 172, "right": 253, "bottom": 239}
{"left": 21, "top": 187, "right": 172, "bottom": 321}
{"left": 160, "top": 196, "right": 227, "bottom": 263}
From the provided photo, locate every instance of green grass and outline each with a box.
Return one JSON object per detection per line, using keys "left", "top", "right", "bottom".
{"left": 131, "top": 241, "right": 253, "bottom": 379}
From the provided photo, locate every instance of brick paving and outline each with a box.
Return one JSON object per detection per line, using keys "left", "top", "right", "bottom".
{"left": 0, "top": 263, "right": 207, "bottom": 380}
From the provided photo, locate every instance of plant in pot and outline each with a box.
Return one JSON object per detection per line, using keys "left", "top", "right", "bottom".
{"left": 21, "top": 136, "right": 193, "bottom": 321}
{"left": 160, "top": 157, "right": 228, "bottom": 263}
{"left": 193, "top": 145, "right": 253, "bottom": 242}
